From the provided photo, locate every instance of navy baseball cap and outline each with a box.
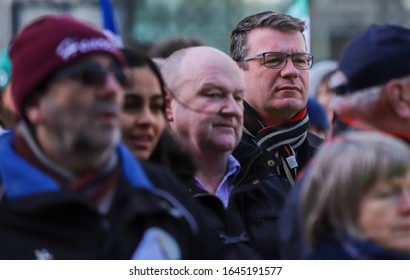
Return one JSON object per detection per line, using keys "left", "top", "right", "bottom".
{"left": 307, "top": 98, "right": 329, "bottom": 131}
{"left": 334, "top": 24, "right": 410, "bottom": 95}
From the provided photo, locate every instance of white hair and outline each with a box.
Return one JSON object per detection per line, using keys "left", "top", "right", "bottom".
{"left": 330, "top": 84, "right": 383, "bottom": 112}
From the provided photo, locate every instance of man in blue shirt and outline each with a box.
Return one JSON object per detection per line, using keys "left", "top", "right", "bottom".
{"left": 162, "top": 46, "right": 288, "bottom": 259}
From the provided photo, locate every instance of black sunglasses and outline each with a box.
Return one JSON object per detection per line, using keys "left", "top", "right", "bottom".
{"left": 50, "top": 61, "right": 129, "bottom": 87}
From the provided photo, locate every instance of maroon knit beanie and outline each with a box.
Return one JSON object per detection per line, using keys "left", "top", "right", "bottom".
{"left": 9, "top": 14, "right": 124, "bottom": 117}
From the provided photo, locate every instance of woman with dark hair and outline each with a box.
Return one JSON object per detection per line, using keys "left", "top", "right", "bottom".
{"left": 120, "top": 48, "right": 195, "bottom": 180}
{"left": 120, "top": 48, "right": 166, "bottom": 161}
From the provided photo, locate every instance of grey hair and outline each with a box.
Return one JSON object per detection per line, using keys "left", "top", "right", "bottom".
{"left": 330, "top": 74, "right": 410, "bottom": 111}
{"left": 330, "top": 84, "right": 383, "bottom": 113}
{"left": 301, "top": 131, "right": 410, "bottom": 249}
{"left": 229, "top": 11, "right": 306, "bottom": 70}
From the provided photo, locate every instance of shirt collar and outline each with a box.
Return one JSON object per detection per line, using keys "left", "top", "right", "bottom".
{"left": 194, "top": 155, "right": 241, "bottom": 208}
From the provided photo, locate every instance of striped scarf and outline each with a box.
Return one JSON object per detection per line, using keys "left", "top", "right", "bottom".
{"left": 243, "top": 101, "right": 310, "bottom": 185}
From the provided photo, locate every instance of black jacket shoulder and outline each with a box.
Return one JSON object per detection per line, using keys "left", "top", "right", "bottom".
{"left": 141, "top": 161, "right": 223, "bottom": 259}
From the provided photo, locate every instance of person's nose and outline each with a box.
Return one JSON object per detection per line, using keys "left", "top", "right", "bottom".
{"left": 279, "top": 56, "right": 299, "bottom": 78}
{"left": 398, "top": 190, "right": 410, "bottom": 215}
{"left": 220, "top": 94, "right": 243, "bottom": 117}
{"left": 99, "top": 73, "right": 123, "bottom": 99}
{"left": 136, "top": 106, "right": 156, "bottom": 126}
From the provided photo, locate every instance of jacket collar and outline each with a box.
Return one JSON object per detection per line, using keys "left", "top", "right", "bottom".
{"left": 0, "top": 129, "right": 153, "bottom": 200}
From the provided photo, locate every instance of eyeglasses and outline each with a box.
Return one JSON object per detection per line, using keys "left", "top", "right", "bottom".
{"left": 50, "top": 61, "right": 129, "bottom": 87}
{"left": 242, "top": 52, "right": 314, "bottom": 70}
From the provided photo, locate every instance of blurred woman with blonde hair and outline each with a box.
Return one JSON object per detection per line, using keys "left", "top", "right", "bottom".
{"left": 301, "top": 131, "right": 410, "bottom": 259}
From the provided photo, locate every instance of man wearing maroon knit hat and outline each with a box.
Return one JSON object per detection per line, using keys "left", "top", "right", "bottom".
{"left": 0, "top": 14, "right": 217, "bottom": 259}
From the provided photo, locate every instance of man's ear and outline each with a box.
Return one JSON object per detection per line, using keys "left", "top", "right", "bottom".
{"left": 25, "top": 105, "right": 42, "bottom": 124}
{"left": 385, "top": 79, "right": 410, "bottom": 119}
{"left": 164, "top": 87, "right": 174, "bottom": 122}
{"left": 24, "top": 92, "right": 44, "bottom": 125}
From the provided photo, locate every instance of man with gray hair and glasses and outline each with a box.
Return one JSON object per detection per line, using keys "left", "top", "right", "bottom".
{"left": 228, "top": 10, "right": 322, "bottom": 259}
{"left": 230, "top": 11, "right": 321, "bottom": 187}
{"left": 280, "top": 23, "right": 410, "bottom": 259}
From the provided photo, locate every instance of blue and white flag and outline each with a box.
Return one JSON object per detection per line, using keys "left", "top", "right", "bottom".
{"left": 286, "top": 0, "right": 310, "bottom": 52}
{"left": 99, "top": 0, "right": 123, "bottom": 47}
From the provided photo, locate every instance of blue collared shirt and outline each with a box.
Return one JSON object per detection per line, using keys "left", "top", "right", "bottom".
{"left": 194, "top": 155, "right": 241, "bottom": 208}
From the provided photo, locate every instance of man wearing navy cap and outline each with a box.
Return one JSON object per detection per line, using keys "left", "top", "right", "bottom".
{"left": 330, "top": 24, "right": 410, "bottom": 140}
{"left": 279, "top": 23, "right": 410, "bottom": 259}
{"left": 306, "top": 98, "right": 330, "bottom": 139}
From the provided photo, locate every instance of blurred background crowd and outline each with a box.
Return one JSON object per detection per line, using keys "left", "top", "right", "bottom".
{"left": 1, "top": 0, "right": 410, "bottom": 60}
{"left": 2, "top": 0, "right": 410, "bottom": 133}
{"left": 1, "top": 0, "right": 410, "bottom": 261}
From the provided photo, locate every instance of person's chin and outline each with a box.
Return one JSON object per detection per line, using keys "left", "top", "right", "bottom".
{"left": 95, "top": 128, "right": 121, "bottom": 147}
{"left": 213, "top": 140, "right": 237, "bottom": 152}
{"left": 276, "top": 98, "right": 305, "bottom": 111}
{"left": 134, "top": 150, "right": 150, "bottom": 161}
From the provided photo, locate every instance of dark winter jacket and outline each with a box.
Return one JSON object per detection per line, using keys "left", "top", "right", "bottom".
{"left": 0, "top": 130, "right": 217, "bottom": 260}
{"left": 307, "top": 235, "right": 410, "bottom": 260}
{"left": 180, "top": 131, "right": 320, "bottom": 259}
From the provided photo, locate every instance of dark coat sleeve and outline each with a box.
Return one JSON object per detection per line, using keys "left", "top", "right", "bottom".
{"left": 141, "top": 161, "right": 223, "bottom": 259}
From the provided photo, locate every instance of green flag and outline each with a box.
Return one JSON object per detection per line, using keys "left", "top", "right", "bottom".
{"left": 286, "top": 0, "right": 310, "bottom": 52}
{"left": 0, "top": 47, "right": 11, "bottom": 91}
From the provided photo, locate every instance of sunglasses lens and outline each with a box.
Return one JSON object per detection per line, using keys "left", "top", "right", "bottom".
{"left": 78, "top": 64, "right": 106, "bottom": 86}
{"left": 110, "top": 66, "right": 129, "bottom": 87}
{"left": 52, "top": 62, "right": 129, "bottom": 87}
